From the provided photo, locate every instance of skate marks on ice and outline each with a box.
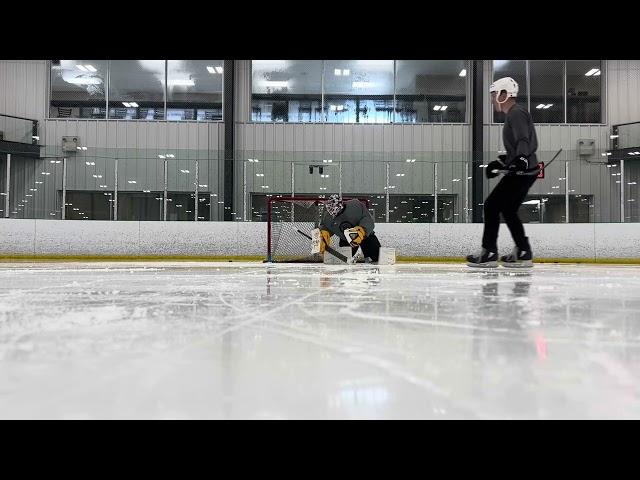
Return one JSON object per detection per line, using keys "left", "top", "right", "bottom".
{"left": 1, "top": 262, "right": 640, "bottom": 418}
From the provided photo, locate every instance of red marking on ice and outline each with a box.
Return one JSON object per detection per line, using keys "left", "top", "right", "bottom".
{"left": 535, "top": 334, "right": 548, "bottom": 360}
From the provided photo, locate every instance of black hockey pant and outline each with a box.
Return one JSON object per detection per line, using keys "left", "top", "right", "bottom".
{"left": 482, "top": 175, "right": 537, "bottom": 253}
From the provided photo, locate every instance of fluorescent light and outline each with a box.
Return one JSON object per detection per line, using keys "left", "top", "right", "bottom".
{"left": 433, "top": 105, "right": 441, "bottom": 111}
{"left": 65, "top": 77, "right": 102, "bottom": 85}
{"left": 128, "top": 180, "right": 136, "bottom": 184}
{"left": 459, "top": 69, "right": 467, "bottom": 77}
{"left": 256, "top": 173, "right": 264, "bottom": 177}
{"left": 93, "top": 175, "right": 102, "bottom": 178}
{"left": 215, "top": 66, "right": 223, "bottom": 74}
{"left": 76, "top": 65, "right": 88, "bottom": 72}
{"left": 142, "top": 190, "right": 150, "bottom": 193}
{"left": 593, "top": 69, "right": 601, "bottom": 76}
{"left": 180, "top": 169, "right": 190, "bottom": 174}
{"left": 166, "top": 154, "right": 175, "bottom": 158}
{"left": 343, "top": 69, "right": 350, "bottom": 76}
{"left": 610, "top": 135, "right": 619, "bottom": 139}
{"left": 169, "top": 79, "right": 195, "bottom": 86}
{"left": 264, "top": 81, "right": 288, "bottom": 88}
{"left": 261, "top": 185, "right": 270, "bottom": 189}
{"left": 522, "top": 200, "right": 540, "bottom": 205}
{"left": 543, "top": 104, "right": 553, "bottom": 109}
{"left": 122, "top": 102, "right": 131, "bottom": 107}
{"left": 85, "top": 161, "right": 95, "bottom": 166}
{"left": 81, "top": 146, "right": 87, "bottom": 150}
{"left": 440, "top": 105, "right": 448, "bottom": 111}
{"left": 352, "top": 81, "right": 372, "bottom": 88}
{"left": 207, "top": 66, "right": 216, "bottom": 74}
{"left": 334, "top": 68, "right": 342, "bottom": 76}
{"left": 585, "top": 68, "right": 599, "bottom": 76}
{"left": 536, "top": 104, "right": 545, "bottom": 109}
{"left": 199, "top": 184, "right": 208, "bottom": 188}
{"left": 158, "top": 155, "right": 166, "bottom": 159}
{"left": 85, "top": 65, "right": 97, "bottom": 72}
{"left": 130, "top": 102, "right": 139, "bottom": 108}
{"left": 99, "top": 185, "right": 107, "bottom": 188}
{"left": 32, "top": 136, "right": 40, "bottom": 140}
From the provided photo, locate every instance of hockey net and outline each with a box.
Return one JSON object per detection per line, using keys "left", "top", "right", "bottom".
{"left": 267, "top": 196, "right": 371, "bottom": 263}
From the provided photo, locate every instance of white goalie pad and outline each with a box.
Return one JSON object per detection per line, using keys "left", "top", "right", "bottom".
{"left": 377, "top": 247, "right": 396, "bottom": 265}
{"left": 310, "top": 228, "right": 322, "bottom": 254}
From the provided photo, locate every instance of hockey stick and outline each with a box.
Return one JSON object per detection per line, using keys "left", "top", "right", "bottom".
{"left": 492, "top": 148, "right": 563, "bottom": 176}
{"left": 296, "top": 229, "right": 350, "bottom": 263}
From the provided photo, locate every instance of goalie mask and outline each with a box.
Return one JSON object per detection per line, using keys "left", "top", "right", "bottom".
{"left": 324, "top": 194, "right": 343, "bottom": 217}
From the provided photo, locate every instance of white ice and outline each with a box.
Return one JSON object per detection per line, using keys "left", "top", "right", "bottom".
{"left": 1, "top": 261, "right": 640, "bottom": 419}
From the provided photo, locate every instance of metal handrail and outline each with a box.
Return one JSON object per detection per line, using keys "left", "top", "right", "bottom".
{"left": 0, "top": 113, "right": 40, "bottom": 123}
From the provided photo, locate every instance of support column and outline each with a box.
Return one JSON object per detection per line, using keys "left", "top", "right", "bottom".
{"left": 4, "top": 154, "right": 10, "bottom": 218}
{"left": 223, "top": 60, "right": 235, "bottom": 221}
{"left": 565, "top": 161, "right": 569, "bottom": 223}
{"left": 471, "top": 60, "right": 484, "bottom": 223}
{"left": 621, "top": 159, "right": 625, "bottom": 223}
{"left": 434, "top": 163, "right": 438, "bottom": 223}
{"left": 62, "top": 157, "right": 67, "bottom": 220}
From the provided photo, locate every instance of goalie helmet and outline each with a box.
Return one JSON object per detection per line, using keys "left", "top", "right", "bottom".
{"left": 324, "top": 194, "right": 343, "bottom": 217}
{"left": 490, "top": 77, "right": 519, "bottom": 99}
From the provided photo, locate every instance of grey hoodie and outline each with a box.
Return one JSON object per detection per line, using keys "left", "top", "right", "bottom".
{"left": 319, "top": 199, "right": 374, "bottom": 241}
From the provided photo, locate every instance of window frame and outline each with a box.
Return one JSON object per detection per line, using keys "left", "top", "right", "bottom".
{"left": 48, "top": 60, "right": 225, "bottom": 122}
{"left": 490, "top": 60, "right": 606, "bottom": 126}
{"left": 248, "top": 60, "right": 471, "bottom": 125}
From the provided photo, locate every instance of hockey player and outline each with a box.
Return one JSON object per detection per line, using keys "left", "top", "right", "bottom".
{"left": 467, "top": 76, "right": 539, "bottom": 268}
{"left": 319, "top": 195, "right": 381, "bottom": 263}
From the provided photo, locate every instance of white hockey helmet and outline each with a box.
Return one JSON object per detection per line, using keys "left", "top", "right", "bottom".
{"left": 490, "top": 76, "right": 519, "bottom": 99}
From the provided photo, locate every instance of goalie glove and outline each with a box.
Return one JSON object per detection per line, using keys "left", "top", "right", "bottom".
{"left": 344, "top": 226, "right": 366, "bottom": 247}
{"left": 319, "top": 229, "right": 331, "bottom": 253}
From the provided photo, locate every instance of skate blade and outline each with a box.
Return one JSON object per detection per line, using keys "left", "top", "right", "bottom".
{"left": 466, "top": 262, "right": 498, "bottom": 268}
{"left": 501, "top": 261, "right": 533, "bottom": 268}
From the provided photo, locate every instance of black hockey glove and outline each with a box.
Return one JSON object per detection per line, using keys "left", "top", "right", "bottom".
{"left": 507, "top": 156, "right": 529, "bottom": 173}
{"left": 486, "top": 155, "right": 506, "bottom": 179}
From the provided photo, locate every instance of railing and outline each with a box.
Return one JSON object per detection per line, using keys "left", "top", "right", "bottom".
{"left": 0, "top": 146, "right": 638, "bottom": 223}
{"left": 0, "top": 114, "right": 39, "bottom": 145}
{"left": 611, "top": 121, "right": 640, "bottom": 151}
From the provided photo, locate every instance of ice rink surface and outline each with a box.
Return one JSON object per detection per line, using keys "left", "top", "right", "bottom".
{"left": 1, "top": 261, "right": 640, "bottom": 419}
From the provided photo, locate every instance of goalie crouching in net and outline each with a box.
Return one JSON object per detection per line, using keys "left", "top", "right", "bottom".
{"left": 318, "top": 194, "right": 381, "bottom": 263}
